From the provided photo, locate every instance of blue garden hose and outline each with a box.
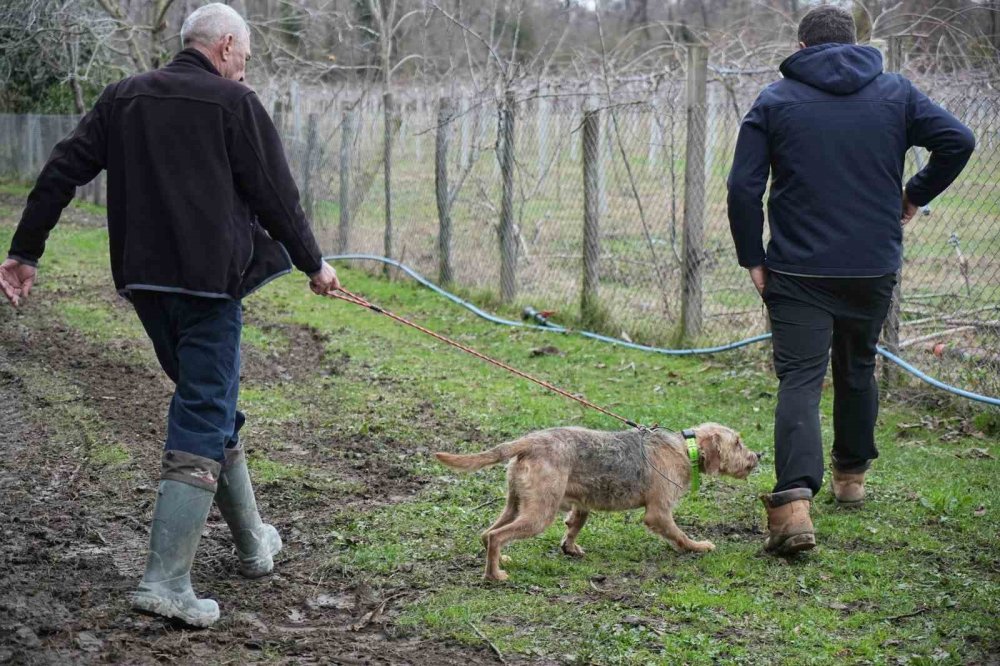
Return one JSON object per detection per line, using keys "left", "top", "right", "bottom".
{"left": 874, "top": 347, "right": 1000, "bottom": 407}
{"left": 324, "top": 254, "right": 1000, "bottom": 408}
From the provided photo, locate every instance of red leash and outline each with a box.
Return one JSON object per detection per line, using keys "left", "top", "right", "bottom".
{"left": 326, "top": 287, "right": 640, "bottom": 429}
{"left": 327, "top": 287, "right": 689, "bottom": 492}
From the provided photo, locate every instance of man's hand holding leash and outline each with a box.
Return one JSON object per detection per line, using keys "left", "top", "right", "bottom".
{"left": 309, "top": 260, "right": 341, "bottom": 296}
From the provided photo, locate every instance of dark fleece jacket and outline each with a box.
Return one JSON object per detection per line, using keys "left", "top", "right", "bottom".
{"left": 9, "top": 49, "right": 323, "bottom": 299}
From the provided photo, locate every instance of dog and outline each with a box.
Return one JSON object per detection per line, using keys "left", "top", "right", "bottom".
{"left": 435, "top": 423, "right": 761, "bottom": 581}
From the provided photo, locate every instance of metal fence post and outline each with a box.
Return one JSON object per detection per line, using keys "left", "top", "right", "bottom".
{"left": 581, "top": 107, "right": 601, "bottom": 322}
{"left": 881, "top": 35, "right": 905, "bottom": 386}
{"left": 499, "top": 89, "right": 517, "bottom": 302}
{"left": 338, "top": 101, "right": 354, "bottom": 253}
{"left": 436, "top": 97, "right": 455, "bottom": 285}
{"left": 681, "top": 44, "right": 708, "bottom": 340}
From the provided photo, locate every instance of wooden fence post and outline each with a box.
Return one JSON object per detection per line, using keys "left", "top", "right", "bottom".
{"left": 382, "top": 91, "right": 394, "bottom": 276}
{"left": 581, "top": 107, "right": 601, "bottom": 322}
{"left": 91, "top": 171, "right": 103, "bottom": 206}
{"left": 435, "top": 97, "right": 455, "bottom": 285}
{"left": 499, "top": 89, "right": 517, "bottom": 302}
{"left": 881, "top": 35, "right": 905, "bottom": 386}
{"left": 338, "top": 101, "right": 354, "bottom": 253}
{"left": 681, "top": 44, "right": 708, "bottom": 340}
{"left": 302, "top": 112, "right": 317, "bottom": 221}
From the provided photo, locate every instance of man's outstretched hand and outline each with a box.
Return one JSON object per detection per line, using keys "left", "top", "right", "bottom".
{"left": 309, "top": 260, "right": 341, "bottom": 296}
{"left": 0, "top": 258, "right": 36, "bottom": 308}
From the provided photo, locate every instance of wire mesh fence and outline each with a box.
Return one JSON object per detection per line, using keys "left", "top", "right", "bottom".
{"left": 0, "top": 48, "right": 997, "bottom": 404}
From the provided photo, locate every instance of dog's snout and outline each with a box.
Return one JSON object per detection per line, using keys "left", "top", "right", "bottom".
{"left": 754, "top": 450, "right": 765, "bottom": 461}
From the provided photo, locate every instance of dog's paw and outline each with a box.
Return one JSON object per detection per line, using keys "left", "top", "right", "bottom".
{"left": 484, "top": 570, "right": 509, "bottom": 582}
{"left": 689, "top": 540, "right": 715, "bottom": 553}
{"left": 561, "top": 543, "right": 586, "bottom": 557}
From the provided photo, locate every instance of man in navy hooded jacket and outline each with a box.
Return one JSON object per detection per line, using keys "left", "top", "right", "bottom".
{"left": 727, "top": 5, "right": 974, "bottom": 555}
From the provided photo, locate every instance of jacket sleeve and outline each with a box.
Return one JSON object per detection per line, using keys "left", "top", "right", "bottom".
{"left": 8, "top": 86, "right": 113, "bottom": 266}
{"left": 904, "top": 82, "right": 975, "bottom": 207}
{"left": 228, "top": 92, "right": 323, "bottom": 276}
{"left": 727, "top": 93, "right": 770, "bottom": 268}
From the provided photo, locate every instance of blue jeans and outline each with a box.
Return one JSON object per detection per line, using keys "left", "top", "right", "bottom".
{"left": 132, "top": 291, "right": 245, "bottom": 463}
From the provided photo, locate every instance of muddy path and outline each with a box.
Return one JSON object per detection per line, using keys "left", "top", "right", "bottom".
{"left": 0, "top": 294, "right": 501, "bottom": 664}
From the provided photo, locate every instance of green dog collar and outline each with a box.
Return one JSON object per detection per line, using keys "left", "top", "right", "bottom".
{"left": 682, "top": 429, "right": 699, "bottom": 493}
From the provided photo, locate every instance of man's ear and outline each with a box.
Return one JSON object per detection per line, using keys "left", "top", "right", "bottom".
{"left": 221, "top": 34, "right": 234, "bottom": 60}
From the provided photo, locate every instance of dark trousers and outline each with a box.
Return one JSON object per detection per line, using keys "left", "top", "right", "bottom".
{"left": 132, "top": 291, "right": 245, "bottom": 464}
{"left": 764, "top": 271, "right": 896, "bottom": 495}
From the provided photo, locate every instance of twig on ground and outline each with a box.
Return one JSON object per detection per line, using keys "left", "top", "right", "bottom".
{"left": 467, "top": 620, "right": 506, "bottom": 664}
{"left": 351, "top": 591, "right": 410, "bottom": 631}
{"left": 898, "top": 326, "right": 976, "bottom": 349}
{"left": 472, "top": 497, "right": 501, "bottom": 511}
{"left": 883, "top": 606, "right": 931, "bottom": 622}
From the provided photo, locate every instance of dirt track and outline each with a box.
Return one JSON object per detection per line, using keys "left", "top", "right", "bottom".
{"left": 0, "top": 297, "right": 500, "bottom": 664}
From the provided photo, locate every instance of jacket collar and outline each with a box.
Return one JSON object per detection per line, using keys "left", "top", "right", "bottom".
{"left": 168, "top": 48, "right": 222, "bottom": 77}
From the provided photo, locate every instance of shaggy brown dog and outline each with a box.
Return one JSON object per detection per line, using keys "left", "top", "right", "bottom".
{"left": 435, "top": 423, "right": 760, "bottom": 581}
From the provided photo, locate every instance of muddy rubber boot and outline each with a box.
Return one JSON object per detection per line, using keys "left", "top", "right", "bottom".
{"left": 132, "top": 472, "right": 220, "bottom": 628}
{"left": 215, "top": 444, "right": 282, "bottom": 578}
{"left": 760, "top": 489, "right": 816, "bottom": 555}
{"left": 832, "top": 469, "right": 866, "bottom": 508}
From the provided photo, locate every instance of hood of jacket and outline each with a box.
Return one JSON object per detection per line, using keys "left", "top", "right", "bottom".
{"left": 779, "top": 43, "right": 883, "bottom": 95}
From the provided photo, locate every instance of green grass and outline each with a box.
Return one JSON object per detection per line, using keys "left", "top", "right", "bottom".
{"left": 247, "top": 456, "right": 306, "bottom": 484}
{"left": 241, "top": 324, "right": 290, "bottom": 352}
{"left": 1, "top": 199, "right": 997, "bottom": 665}
{"left": 58, "top": 298, "right": 148, "bottom": 344}
{"left": 90, "top": 442, "right": 131, "bottom": 466}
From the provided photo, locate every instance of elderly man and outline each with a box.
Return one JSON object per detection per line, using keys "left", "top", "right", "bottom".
{"left": 0, "top": 4, "right": 339, "bottom": 626}
{"left": 728, "top": 5, "right": 974, "bottom": 554}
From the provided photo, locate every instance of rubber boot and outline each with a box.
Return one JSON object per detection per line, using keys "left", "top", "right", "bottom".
{"left": 215, "top": 444, "right": 282, "bottom": 578}
{"left": 760, "top": 488, "right": 816, "bottom": 555}
{"left": 132, "top": 478, "right": 220, "bottom": 628}
{"left": 832, "top": 469, "right": 866, "bottom": 508}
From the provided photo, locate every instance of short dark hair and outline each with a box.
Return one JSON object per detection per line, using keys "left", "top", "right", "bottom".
{"left": 798, "top": 5, "right": 857, "bottom": 47}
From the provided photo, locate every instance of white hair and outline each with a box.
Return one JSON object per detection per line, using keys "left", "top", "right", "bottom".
{"left": 181, "top": 3, "right": 250, "bottom": 48}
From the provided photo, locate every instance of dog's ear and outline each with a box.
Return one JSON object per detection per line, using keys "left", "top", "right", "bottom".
{"left": 698, "top": 429, "right": 723, "bottom": 475}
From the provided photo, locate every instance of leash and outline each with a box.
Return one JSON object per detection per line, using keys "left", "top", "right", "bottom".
{"left": 325, "top": 287, "right": 697, "bottom": 492}
{"left": 328, "top": 287, "right": 642, "bottom": 429}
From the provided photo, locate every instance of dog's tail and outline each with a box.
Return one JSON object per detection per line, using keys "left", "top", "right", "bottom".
{"left": 434, "top": 438, "right": 534, "bottom": 473}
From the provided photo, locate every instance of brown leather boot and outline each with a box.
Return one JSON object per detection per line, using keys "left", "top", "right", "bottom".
{"left": 831, "top": 469, "right": 866, "bottom": 507}
{"left": 760, "top": 489, "right": 815, "bottom": 555}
